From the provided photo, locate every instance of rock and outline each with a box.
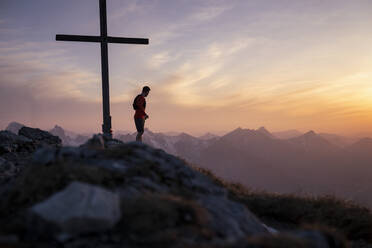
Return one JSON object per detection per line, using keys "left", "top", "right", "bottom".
{"left": 80, "top": 134, "right": 124, "bottom": 149}
{"left": 0, "top": 157, "right": 16, "bottom": 174}
{"left": 198, "top": 195, "right": 267, "bottom": 241}
{"left": 30, "top": 181, "right": 121, "bottom": 235}
{"left": 0, "top": 130, "right": 34, "bottom": 154}
{"left": 0, "top": 127, "right": 355, "bottom": 247}
{"left": 19, "top": 127, "right": 61, "bottom": 148}
{"left": 80, "top": 134, "right": 105, "bottom": 149}
{"left": 5, "top": 122, "right": 25, "bottom": 134}
{"left": 0, "top": 157, "right": 17, "bottom": 184}
{"left": 106, "top": 139, "right": 125, "bottom": 149}
{"left": 1, "top": 142, "right": 268, "bottom": 246}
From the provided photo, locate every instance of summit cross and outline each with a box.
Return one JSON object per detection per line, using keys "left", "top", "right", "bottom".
{"left": 56, "top": 0, "right": 149, "bottom": 138}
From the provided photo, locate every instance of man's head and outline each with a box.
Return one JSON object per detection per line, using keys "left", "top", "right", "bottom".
{"left": 142, "top": 86, "right": 150, "bottom": 97}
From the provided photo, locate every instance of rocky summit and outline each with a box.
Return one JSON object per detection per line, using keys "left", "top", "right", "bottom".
{"left": 0, "top": 127, "right": 61, "bottom": 185}
{"left": 0, "top": 127, "right": 349, "bottom": 247}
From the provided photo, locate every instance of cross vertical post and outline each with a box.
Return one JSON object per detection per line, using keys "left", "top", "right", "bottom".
{"left": 99, "top": 0, "right": 111, "bottom": 137}
{"left": 56, "top": 0, "right": 149, "bottom": 139}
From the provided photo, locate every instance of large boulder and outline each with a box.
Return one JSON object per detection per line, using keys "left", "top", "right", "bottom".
{"left": 31, "top": 181, "right": 121, "bottom": 236}
{"left": 19, "top": 127, "right": 61, "bottom": 148}
{"left": 0, "top": 130, "right": 34, "bottom": 154}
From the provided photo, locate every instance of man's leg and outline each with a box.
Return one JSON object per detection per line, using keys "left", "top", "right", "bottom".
{"left": 136, "top": 131, "right": 144, "bottom": 142}
{"left": 135, "top": 118, "right": 145, "bottom": 142}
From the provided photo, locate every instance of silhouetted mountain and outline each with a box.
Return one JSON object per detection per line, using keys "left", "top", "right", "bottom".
{"left": 5, "top": 122, "right": 25, "bottom": 134}
{"left": 115, "top": 129, "right": 215, "bottom": 163}
{"left": 163, "top": 131, "right": 182, "bottom": 136}
{"left": 49, "top": 125, "right": 71, "bottom": 145}
{"left": 288, "top": 131, "right": 342, "bottom": 156}
{"left": 195, "top": 127, "right": 372, "bottom": 204}
{"left": 346, "top": 138, "right": 372, "bottom": 160}
{"left": 319, "top": 132, "right": 358, "bottom": 148}
{"left": 48, "top": 125, "right": 91, "bottom": 146}
{"left": 272, "top": 129, "right": 302, "bottom": 139}
{"left": 198, "top": 127, "right": 308, "bottom": 192}
{"left": 256, "top": 126, "right": 276, "bottom": 139}
{"left": 198, "top": 132, "right": 219, "bottom": 140}
{"left": 5, "top": 122, "right": 372, "bottom": 208}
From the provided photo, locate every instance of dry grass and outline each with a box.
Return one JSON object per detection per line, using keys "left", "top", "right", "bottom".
{"left": 0, "top": 161, "right": 126, "bottom": 218}
{"left": 194, "top": 166, "right": 372, "bottom": 243}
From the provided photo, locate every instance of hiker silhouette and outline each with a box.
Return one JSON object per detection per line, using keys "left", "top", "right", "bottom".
{"left": 133, "top": 86, "right": 150, "bottom": 142}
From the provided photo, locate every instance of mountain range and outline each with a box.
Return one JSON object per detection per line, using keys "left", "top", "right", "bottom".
{"left": 5, "top": 121, "right": 372, "bottom": 208}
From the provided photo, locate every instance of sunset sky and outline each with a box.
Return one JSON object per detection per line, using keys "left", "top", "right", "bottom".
{"left": 1, "top": 0, "right": 372, "bottom": 136}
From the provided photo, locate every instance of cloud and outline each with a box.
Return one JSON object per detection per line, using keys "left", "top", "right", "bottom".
{"left": 0, "top": 41, "right": 102, "bottom": 101}
{"left": 0, "top": 41, "right": 107, "bottom": 131}
{"left": 109, "top": 0, "right": 155, "bottom": 20}
{"left": 147, "top": 51, "right": 172, "bottom": 69}
{"left": 190, "top": 4, "right": 232, "bottom": 22}
{"left": 150, "top": 37, "right": 257, "bottom": 107}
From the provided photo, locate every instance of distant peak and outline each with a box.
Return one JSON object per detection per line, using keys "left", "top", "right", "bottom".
{"left": 257, "top": 126, "right": 274, "bottom": 138}
{"left": 257, "top": 126, "right": 270, "bottom": 133}
{"left": 199, "top": 132, "right": 218, "bottom": 140}
{"left": 7, "top": 121, "right": 24, "bottom": 126}
{"left": 179, "top": 132, "right": 193, "bottom": 138}
{"left": 304, "top": 130, "right": 316, "bottom": 136}
{"left": 6, "top": 121, "right": 25, "bottom": 134}
{"left": 232, "top": 127, "right": 244, "bottom": 133}
{"left": 357, "top": 137, "right": 372, "bottom": 144}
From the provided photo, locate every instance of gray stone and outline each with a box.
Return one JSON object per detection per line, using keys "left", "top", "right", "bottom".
{"left": 105, "top": 139, "right": 124, "bottom": 149}
{"left": 0, "top": 157, "right": 17, "bottom": 184}
{"left": 32, "top": 147, "right": 56, "bottom": 165}
{"left": 0, "top": 130, "right": 34, "bottom": 154}
{"left": 19, "top": 126, "right": 61, "bottom": 147}
{"left": 80, "top": 134, "right": 105, "bottom": 149}
{"left": 0, "top": 157, "right": 16, "bottom": 174}
{"left": 198, "top": 195, "right": 267, "bottom": 241}
{"left": 81, "top": 134, "right": 125, "bottom": 149}
{"left": 31, "top": 181, "right": 121, "bottom": 235}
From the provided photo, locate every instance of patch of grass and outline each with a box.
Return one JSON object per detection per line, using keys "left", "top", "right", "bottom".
{"left": 115, "top": 194, "right": 212, "bottom": 246}
{"left": 101, "top": 144, "right": 135, "bottom": 159}
{"left": 195, "top": 166, "right": 372, "bottom": 242}
{"left": 0, "top": 161, "right": 126, "bottom": 218}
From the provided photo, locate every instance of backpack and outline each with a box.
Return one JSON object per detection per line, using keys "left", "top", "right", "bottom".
{"left": 132, "top": 95, "right": 146, "bottom": 110}
{"left": 132, "top": 95, "right": 140, "bottom": 110}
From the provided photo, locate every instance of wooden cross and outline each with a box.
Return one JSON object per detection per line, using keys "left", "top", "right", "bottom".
{"left": 56, "top": 0, "right": 149, "bottom": 138}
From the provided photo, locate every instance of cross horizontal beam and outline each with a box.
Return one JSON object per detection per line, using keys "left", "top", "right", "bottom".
{"left": 56, "top": 34, "right": 149, "bottom": 44}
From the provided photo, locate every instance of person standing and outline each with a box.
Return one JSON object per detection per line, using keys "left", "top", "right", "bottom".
{"left": 133, "top": 86, "right": 150, "bottom": 142}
